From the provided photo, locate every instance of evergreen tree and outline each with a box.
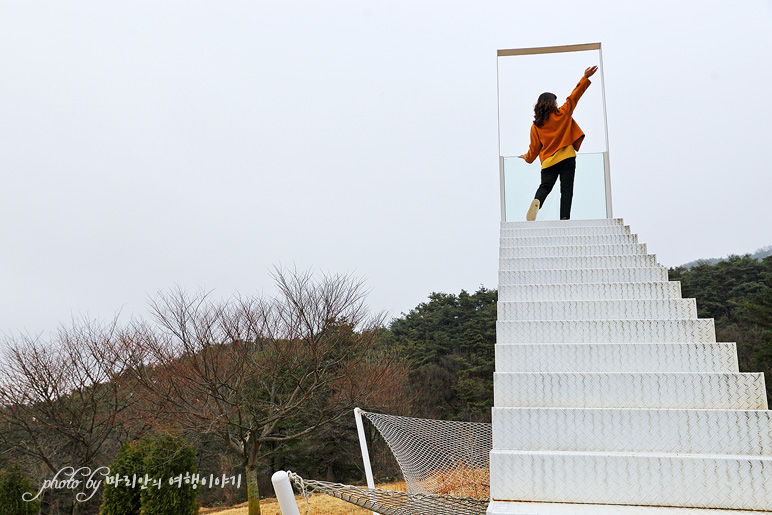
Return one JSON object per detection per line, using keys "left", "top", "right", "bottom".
{"left": 0, "top": 463, "right": 39, "bottom": 515}
{"left": 100, "top": 439, "right": 148, "bottom": 515}
{"left": 670, "top": 255, "right": 772, "bottom": 399}
{"left": 386, "top": 287, "right": 497, "bottom": 421}
{"left": 140, "top": 434, "right": 198, "bottom": 515}
{"left": 100, "top": 434, "right": 198, "bottom": 515}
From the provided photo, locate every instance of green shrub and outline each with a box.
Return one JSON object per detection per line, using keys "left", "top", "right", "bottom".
{"left": 0, "top": 463, "right": 39, "bottom": 515}
{"left": 140, "top": 434, "right": 198, "bottom": 515}
{"left": 100, "top": 434, "right": 198, "bottom": 515}
{"left": 100, "top": 438, "right": 149, "bottom": 515}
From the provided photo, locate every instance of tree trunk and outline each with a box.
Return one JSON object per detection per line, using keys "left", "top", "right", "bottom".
{"left": 246, "top": 463, "right": 261, "bottom": 515}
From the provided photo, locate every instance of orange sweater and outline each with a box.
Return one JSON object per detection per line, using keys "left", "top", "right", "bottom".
{"left": 523, "top": 76, "right": 591, "bottom": 165}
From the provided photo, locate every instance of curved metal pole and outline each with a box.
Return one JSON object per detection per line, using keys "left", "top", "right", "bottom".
{"left": 271, "top": 471, "right": 301, "bottom": 515}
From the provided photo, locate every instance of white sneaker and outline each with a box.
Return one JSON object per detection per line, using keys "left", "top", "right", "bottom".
{"left": 526, "top": 199, "right": 540, "bottom": 221}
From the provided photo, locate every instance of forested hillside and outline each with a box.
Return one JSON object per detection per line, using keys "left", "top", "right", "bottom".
{"left": 678, "top": 245, "right": 772, "bottom": 269}
{"left": 0, "top": 270, "right": 412, "bottom": 515}
{"left": 669, "top": 255, "right": 772, "bottom": 396}
{"left": 1, "top": 256, "right": 769, "bottom": 514}
{"left": 384, "top": 288, "right": 497, "bottom": 422}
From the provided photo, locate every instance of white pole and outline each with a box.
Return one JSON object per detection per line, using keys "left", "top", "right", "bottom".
{"left": 497, "top": 55, "right": 506, "bottom": 223}
{"left": 271, "top": 471, "right": 301, "bottom": 515}
{"left": 496, "top": 53, "right": 502, "bottom": 159}
{"left": 598, "top": 43, "right": 613, "bottom": 218}
{"left": 354, "top": 407, "right": 378, "bottom": 515}
{"left": 499, "top": 155, "right": 506, "bottom": 222}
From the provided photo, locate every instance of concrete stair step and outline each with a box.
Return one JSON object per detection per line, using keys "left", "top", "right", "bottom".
{"left": 493, "top": 372, "right": 767, "bottom": 410}
{"left": 494, "top": 343, "right": 739, "bottom": 373}
{"left": 489, "top": 450, "right": 772, "bottom": 511}
{"left": 501, "top": 233, "right": 639, "bottom": 247}
{"left": 501, "top": 244, "right": 648, "bottom": 259}
{"left": 498, "top": 281, "right": 683, "bottom": 301}
{"left": 500, "top": 268, "right": 667, "bottom": 285}
{"left": 496, "top": 319, "right": 716, "bottom": 343}
{"left": 498, "top": 299, "right": 697, "bottom": 321}
{"left": 501, "top": 218, "right": 625, "bottom": 229}
{"left": 500, "top": 255, "right": 659, "bottom": 270}
{"left": 491, "top": 407, "right": 772, "bottom": 456}
{"left": 501, "top": 225, "right": 631, "bottom": 238}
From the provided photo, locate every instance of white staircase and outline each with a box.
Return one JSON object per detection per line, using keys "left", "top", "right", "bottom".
{"left": 488, "top": 218, "right": 772, "bottom": 514}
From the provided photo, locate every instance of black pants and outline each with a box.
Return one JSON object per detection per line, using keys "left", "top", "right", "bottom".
{"left": 534, "top": 157, "right": 576, "bottom": 220}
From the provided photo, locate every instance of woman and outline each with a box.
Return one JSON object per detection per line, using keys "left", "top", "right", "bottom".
{"left": 519, "top": 65, "right": 598, "bottom": 221}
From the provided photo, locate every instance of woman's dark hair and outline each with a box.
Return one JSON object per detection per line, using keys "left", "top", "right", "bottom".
{"left": 533, "top": 92, "right": 558, "bottom": 127}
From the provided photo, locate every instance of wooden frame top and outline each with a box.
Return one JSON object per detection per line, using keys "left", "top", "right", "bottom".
{"left": 498, "top": 43, "right": 601, "bottom": 57}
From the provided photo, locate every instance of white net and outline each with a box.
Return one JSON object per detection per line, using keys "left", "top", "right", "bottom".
{"left": 288, "top": 472, "right": 490, "bottom": 515}
{"left": 360, "top": 410, "right": 492, "bottom": 499}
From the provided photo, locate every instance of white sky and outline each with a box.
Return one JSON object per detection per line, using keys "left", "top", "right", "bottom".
{"left": 2, "top": 0, "right": 771, "bottom": 338}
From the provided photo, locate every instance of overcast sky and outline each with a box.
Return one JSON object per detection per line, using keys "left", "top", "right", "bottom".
{"left": 2, "top": 0, "right": 771, "bottom": 338}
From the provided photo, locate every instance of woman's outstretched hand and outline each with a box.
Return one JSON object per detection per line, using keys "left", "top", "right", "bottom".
{"left": 517, "top": 154, "right": 526, "bottom": 159}
{"left": 584, "top": 66, "right": 598, "bottom": 78}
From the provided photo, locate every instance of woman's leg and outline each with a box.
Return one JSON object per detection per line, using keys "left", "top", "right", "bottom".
{"left": 534, "top": 168, "right": 560, "bottom": 206}
{"left": 527, "top": 168, "right": 559, "bottom": 221}
{"left": 558, "top": 158, "right": 577, "bottom": 220}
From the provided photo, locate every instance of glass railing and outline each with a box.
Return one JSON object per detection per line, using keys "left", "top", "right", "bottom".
{"left": 500, "top": 152, "right": 610, "bottom": 221}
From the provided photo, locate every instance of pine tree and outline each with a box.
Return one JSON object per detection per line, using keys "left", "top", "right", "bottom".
{"left": 140, "top": 434, "right": 198, "bottom": 515}
{"left": 100, "top": 439, "right": 148, "bottom": 515}
{"left": 100, "top": 434, "right": 198, "bottom": 515}
{"left": 386, "top": 287, "right": 497, "bottom": 421}
{"left": 0, "top": 463, "right": 39, "bottom": 515}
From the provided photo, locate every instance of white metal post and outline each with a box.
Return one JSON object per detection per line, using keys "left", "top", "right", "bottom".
{"left": 271, "top": 471, "right": 301, "bottom": 515}
{"left": 497, "top": 54, "right": 505, "bottom": 223}
{"left": 354, "top": 407, "right": 378, "bottom": 515}
{"left": 499, "top": 155, "right": 506, "bottom": 221}
{"left": 604, "top": 151, "right": 613, "bottom": 218}
{"left": 598, "top": 43, "right": 613, "bottom": 218}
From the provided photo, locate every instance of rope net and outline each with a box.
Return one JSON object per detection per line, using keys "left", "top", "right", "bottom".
{"left": 360, "top": 410, "right": 492, "bottom": 499}
{"left": 287, "top": 472, "right": 489, "bottom": 515}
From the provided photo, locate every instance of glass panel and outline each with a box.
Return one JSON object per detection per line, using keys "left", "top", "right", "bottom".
{"left": 503, "top": 153, "right": 607, "bottom": 221}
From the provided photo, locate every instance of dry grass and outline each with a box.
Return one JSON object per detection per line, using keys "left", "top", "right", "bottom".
{"left": 198, "top": 466, "right": 488, "bottom": 514}
{"left": 426, "top": 465, "right": 489, "bottom": 499}
{"left": 199, "top": 481, "right": 407, "bottom": 515}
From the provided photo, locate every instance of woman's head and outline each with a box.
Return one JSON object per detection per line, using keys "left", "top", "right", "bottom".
{"left": 533, "top": 92, "right": 558, "bottom": 127}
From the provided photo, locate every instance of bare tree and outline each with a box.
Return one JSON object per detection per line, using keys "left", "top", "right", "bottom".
{"left": 0, "top": 317, "right": 135, "bottom": 515}
{"left": 123, "top": 267, "right": 410, "bottom": 515}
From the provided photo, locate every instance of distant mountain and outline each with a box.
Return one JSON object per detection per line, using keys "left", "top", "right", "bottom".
{"left": 678, "top": 245, "right": 772, "bottom": 270}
